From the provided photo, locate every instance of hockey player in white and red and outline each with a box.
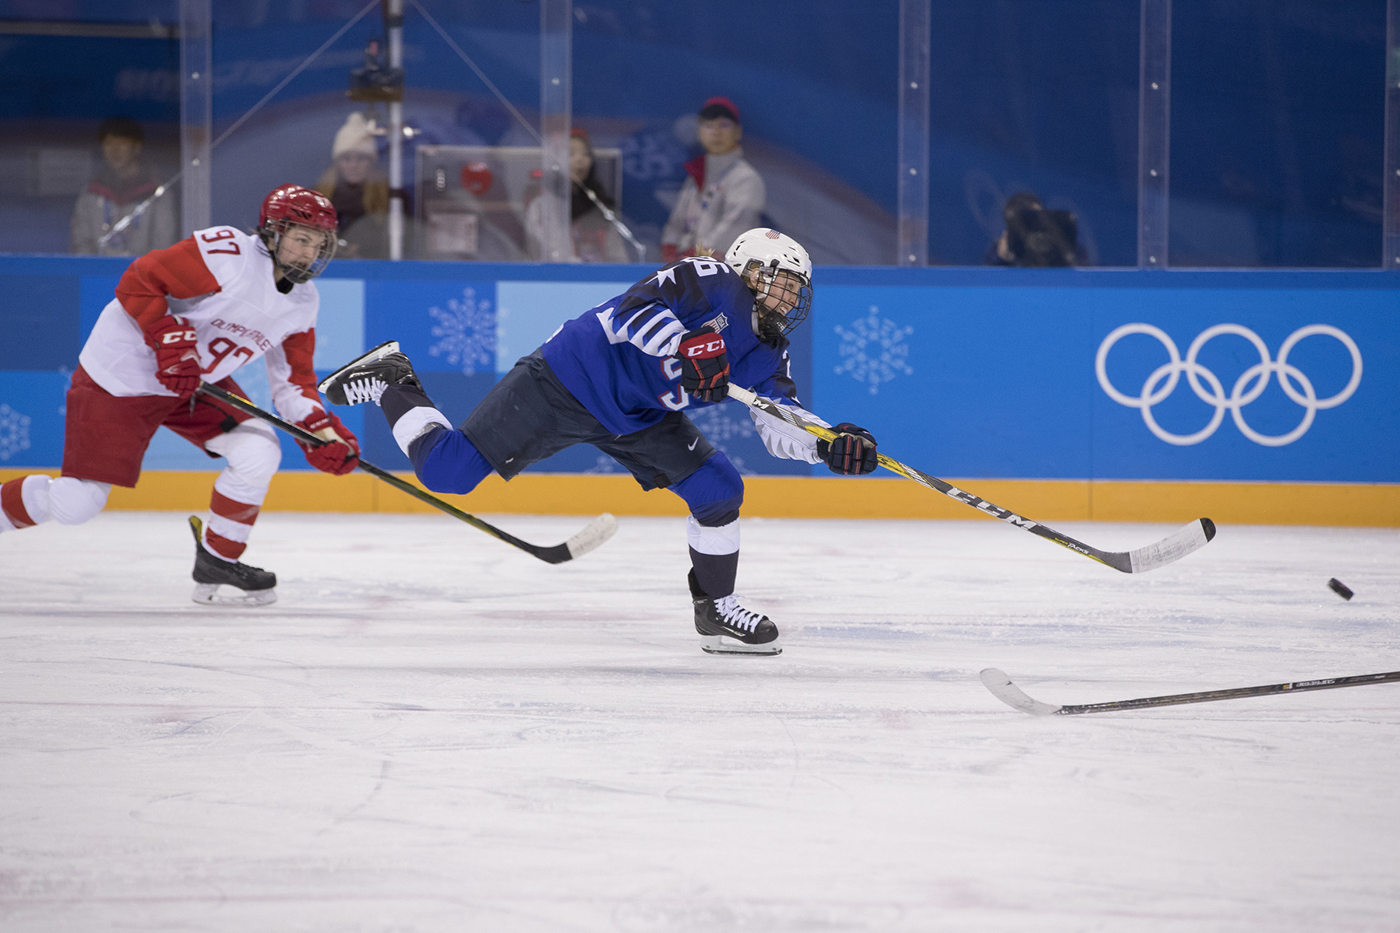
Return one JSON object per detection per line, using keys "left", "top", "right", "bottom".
{"left": 0, "top": 183, "right": 359, "bottom": 605}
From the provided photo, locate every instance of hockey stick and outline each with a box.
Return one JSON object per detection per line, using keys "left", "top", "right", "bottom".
{"left": 194, "top": 382, "right": 617, "bottom": 564}
{"left": 979, "top": 667, "right": 1400, "bottom": 716}
{"left": 725, "top": 385, "right": 1214, "bottom": 573}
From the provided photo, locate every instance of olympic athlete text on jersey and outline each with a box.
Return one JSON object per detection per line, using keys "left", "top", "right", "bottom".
{"left": 319, "top": 228, "right": 882, "bottom": 655}
{"left": 0, "top": 184, "right": 360, "bottom": 606}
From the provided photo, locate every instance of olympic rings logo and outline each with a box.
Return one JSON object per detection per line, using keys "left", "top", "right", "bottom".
{"left": 1096, "top": 323, "right": 1362, "bottom": 447}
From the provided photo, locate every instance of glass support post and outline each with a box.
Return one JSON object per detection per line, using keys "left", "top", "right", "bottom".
{"left": 539, "top": 0, "right": 572, "bottom": 263}
{"left": 387, "top": 0, "right": 405, "bottom": 260}
{"left": 178, "top": 0, "right": 211, "bottom": 236}
{"left": 1137, "top": 0, "right": 1171, "bottom": 268}
{"left": 1384, "top": 0, "right": 1400, "bottom": 266}
{"left": 897, "top": 0, "right": 931, "bottom": 267}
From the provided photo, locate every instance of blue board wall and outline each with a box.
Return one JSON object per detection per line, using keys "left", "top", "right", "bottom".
{"left": 812, "top": 275, "right": 1396, "bottom": 483}
{"left": 1, "top": 256, "right": 1396, "bottom": 485}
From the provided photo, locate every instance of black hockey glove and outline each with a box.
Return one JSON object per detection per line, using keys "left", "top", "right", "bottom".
{"left": 817, "top": 423, "right": 879, "bottom": 475}
{"left": 674, "top": 328, "right": 730, "bottom": 402}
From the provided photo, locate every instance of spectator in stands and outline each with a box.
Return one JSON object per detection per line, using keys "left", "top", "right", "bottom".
{"left": 984, "top": 191, "right": 1085, "bottom": 267}
{"left": 661, "top": 97, "right": 764, "bottom": 263}
{"left": 525, "top": 128, "right": 631, "bottom": 263}
{"left": 315, "top": 113, "right": 389, "bottom": 258}
{"left": 71, "top": 116, "right": 177, "bottom": 256}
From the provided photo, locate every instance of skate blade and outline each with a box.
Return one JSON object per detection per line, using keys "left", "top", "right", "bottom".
{"left": 700, "top": 634, "right": 782, "bottom": 656}
{"left": 191, "top": 583, "right": 277, "bottom": 607}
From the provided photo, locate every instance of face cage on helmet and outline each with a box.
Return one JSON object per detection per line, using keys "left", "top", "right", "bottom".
{"left": 260, "top": 220, "right": 336, "bottom": 284}
{"left": 746, "top": 262, "right": 813, "bottom": 340}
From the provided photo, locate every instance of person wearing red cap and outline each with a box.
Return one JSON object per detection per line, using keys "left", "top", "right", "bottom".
{"left": 661, "top": 96, "right": 765, "bottom": 263}
{"left": 0, "top": 184, "right": 359, "bottom": 607}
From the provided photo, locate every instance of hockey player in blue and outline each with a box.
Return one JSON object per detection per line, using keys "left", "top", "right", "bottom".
{"left": 319, "top": 228, "right": 880, "bottom": 655}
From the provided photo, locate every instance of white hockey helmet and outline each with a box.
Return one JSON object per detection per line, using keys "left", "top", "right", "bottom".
{"left": 724, "top": 227, "right": 813, "bottom": 339}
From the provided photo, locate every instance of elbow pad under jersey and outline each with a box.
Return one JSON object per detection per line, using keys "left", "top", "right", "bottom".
{"left": 750, "top": 403, "right": 829, "bottom": 464}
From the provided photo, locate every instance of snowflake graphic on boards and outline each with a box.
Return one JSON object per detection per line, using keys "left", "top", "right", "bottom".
{"left": 428, "top": 287, "right": 495, "bottom": 375}
{"left": 0, "top": 403, "right": 32, "bottom": 461}
{"left": 833, "top": 305, "right": 914, "bottom": 395}
{"left": 687, "top": 404, "right": 755, "bottom": 444}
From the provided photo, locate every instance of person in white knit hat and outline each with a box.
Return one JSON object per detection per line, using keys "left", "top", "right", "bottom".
{"left": 315, "top": 112, "right": 389, "bottom": 258}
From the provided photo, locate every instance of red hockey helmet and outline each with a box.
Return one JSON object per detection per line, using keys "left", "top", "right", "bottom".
{"left": 258, "top": 184, "right": 338, "bottom": 283}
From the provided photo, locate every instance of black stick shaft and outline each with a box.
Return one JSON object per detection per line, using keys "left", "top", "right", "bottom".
{"left": 194, "top": 382, "right": 572, "bottom": 562}
{"left": 1058, "top": 670, "right": 1400, "bottom": 715}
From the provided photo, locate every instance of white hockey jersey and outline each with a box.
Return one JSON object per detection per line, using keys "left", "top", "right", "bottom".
{"left": 78, "top": 225, "right": 325, "bottom": 423}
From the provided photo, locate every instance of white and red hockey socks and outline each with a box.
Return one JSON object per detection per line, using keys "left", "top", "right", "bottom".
{"left": 199, "top": 421, "right": 281, "bottom": 562}
{"left": 0, "top": 475, "right": 110, "bottom": 532}
{"left": 202, "top": 486, "right": 262, "bottom": 561}
{"left": 0, "top": 475, "right": 46, "bottom": 531}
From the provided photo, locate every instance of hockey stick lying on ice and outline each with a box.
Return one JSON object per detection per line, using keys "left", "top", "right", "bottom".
{"left": 725, "top": 385, "right": 1214, "bottom": 573}
{"left": 979, "top": 667, "right": 1400, "bottom": 716}
{"left": 195, "top": 382, "right": 617, "bottom": 564}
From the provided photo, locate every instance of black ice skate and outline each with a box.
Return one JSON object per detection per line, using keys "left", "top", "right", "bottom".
{"left": 317, "top": 340, "right": 422, "bottom": 406}
{"left": 689, "top": 569, "right": 781, "bottom": 656}
{"left": 189, "top": 515, "right": 277, "bottom": 606}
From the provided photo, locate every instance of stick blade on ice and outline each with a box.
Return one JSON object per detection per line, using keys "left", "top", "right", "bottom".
{"left": 566, "top": 513, "right": 618, "bottom": 560}
{"left": 979, "top": 668, "right": 1063, "bottom": 716}
{"left": 1126, "top": 518, "right": 1216, "bottom": 573}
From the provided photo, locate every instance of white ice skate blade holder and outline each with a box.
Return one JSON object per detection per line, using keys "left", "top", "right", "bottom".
{"left": 700, "top": 634, "right": 782, "bottom": 657}
{"left": 191, "top": 583, "right": 278, "bottom": 607}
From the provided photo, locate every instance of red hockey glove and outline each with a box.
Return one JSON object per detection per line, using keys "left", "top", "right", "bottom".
{"left": 146, "top": 315, "right": 202, "bottom": 396}
{"left": 816, "top": 423, "right": 879, "bottom": 475}
{"left": 661, "top": 243, "right": 679, "bottom": 264}
{"left": 295, "top": 410, "right": 360, "bottom": 476}
{"left": 674, "top": 327, "right": 730, "bottom": 402}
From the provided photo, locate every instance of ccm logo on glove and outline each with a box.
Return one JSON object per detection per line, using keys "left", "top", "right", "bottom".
{"left": 684, "top": 336, "right": 724, "bottom": 357}
{"left": 161, "top": 329, "right": 197, "bottom": 345}
{"left": 674, "top": 327, "right": 730, "bottom": 403}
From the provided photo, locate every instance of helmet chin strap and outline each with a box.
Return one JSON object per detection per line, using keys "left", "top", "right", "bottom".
{"left": 745, "top": 261, "right": 776, "bottom": 337}
{"left": 255, "top": 230, "right": 290, "bottom": 283}
{"left": 752, "top": 300, "right": 785, "bottom": 341}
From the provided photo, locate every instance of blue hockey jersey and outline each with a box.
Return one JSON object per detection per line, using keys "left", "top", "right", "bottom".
{"left": 540, "top": 256, "right": 801, "bottom": 436}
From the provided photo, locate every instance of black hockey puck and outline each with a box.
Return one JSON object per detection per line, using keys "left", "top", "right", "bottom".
{"left": 1327, "top": 578, "right": 1354, "bottom": 601}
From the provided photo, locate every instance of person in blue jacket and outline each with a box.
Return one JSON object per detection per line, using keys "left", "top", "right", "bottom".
{"left": 319, "top": 228, "right": 880, "bottom": 655}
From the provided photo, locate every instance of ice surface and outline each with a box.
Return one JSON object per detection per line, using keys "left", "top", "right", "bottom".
{"left": 3, "top": 511, "right": 1399, "bottom": 931}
